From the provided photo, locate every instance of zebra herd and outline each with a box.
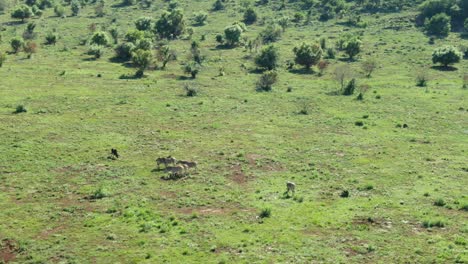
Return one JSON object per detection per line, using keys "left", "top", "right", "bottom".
{"left": 156, "top": 156, "right": 197, "bottom": 179}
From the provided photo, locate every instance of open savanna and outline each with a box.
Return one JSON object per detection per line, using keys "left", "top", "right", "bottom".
{"left": 0, "top": 0, "right": 467, "bottom": 263}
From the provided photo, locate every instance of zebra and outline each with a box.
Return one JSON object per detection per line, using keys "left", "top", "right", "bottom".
{"left": 176, "top": 160, "right": 198, "bottom": 169}
{"left": 165, "top": 164, "right": 187, "bottom": 178}
{"left": 286, "top": 181, "right": 296, "bottom": 195}
{"left": 156, "top": 156, "right": 177, "bottom": 169}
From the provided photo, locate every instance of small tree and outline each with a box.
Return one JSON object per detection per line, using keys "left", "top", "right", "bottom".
{"left": 90, "top": 31, "right": 110, "bottom": 46}
{"left": 432, "top": 46, "right": 462, "bottom": 67}
{"left": 334, "top": 65, "right": 350, "bottom": 90}
{"left": 293, "top": 42, "right": 323, "bottom": 70}
{"left": 261, "top": 24, "right": 282, "bottom": 43}
{"left": 342, "top": 78, "right": 356, "bottom": 96}
{"left": 224, "top": 24, "right": 243, "bottom": 46}
{"left": 157, "top": 45, "right": 176, "bottom": 69}
{"left": 10, "top": 38, "right": 24, "bottom": 53}
{"left": 212, "top": 0, "right": 225, "bottom": 11}
{"left": 45, "top": 32, "right": 58, "bottom": 45}
{"left": 135, "top": 17, "right": 153, "bottom": 31}
{"left": 425, "top": 13, "right": 451, "bottom": 37}
{"left": 0, "top": 52, "right": 6, "bottom": 67}
{"left": 54, "top": 4, "right": 65, "bottom": 17}
{"left": 255, "top": 45, "right": 279, "bottom": 70}
{"left": 11, "top": 4, "right": 33, "bottom": 22}
{"left": 256, "top": 70, "right": 278, "bottom": 91}
{"left": 464, "top": 18, "right": 468, "bottom": 33}
{"left": 114, "top": 42, "right": 135, "bottom": 61}
{"left": 183, "top": 61, "right": 201, "bottom": 78}
{"left": 361, "top": 59, "right": 377, "bottom": 77}
{"left": 344, "top": 37, "right": 361, "bottom": 60}
{"left": 109, "top": 27, "right": 119, "bottom": 44}
{"left": 71, "top": 0, "right": 80, "bottom": 16}
{"left": 243, "top": 7, "right": 257, "bottom": 24}
{"left": 193, "top": 12, "right": 208, "bottom": 26}
{"left": 131, "top": 49, "right": 152, "bottom": 77}
{"left": 88, "top": 45, "right": 105, "bottom": 59}
{"left": 155, "top": 9, "right": 186, "bottom": 39}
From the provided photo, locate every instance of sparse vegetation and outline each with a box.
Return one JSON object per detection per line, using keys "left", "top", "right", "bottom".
{"left": 0, "top": 0, "right": 466, "bottom": 262}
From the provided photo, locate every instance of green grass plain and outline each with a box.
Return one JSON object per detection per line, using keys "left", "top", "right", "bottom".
{"left": 0, "top": 0, "right": 467, "bottom": 263}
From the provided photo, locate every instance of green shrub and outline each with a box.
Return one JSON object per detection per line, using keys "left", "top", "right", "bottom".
{"left": 45, "top": 32, "right": 58, "bottom": 45}
{"left": 224, "top": 24, "right": 244, "bottom": 46}
{"left": 255, "top": 45, "right": 279, "bottom": 70}
{"left": 256, "top": 70, "right": 278, "bottom": 92}
{"left": 212, "top": 0, "right": 225, "bottom": 11}
{"left": 14, "top": 105, "right": 27, "bottom": 113}
{"left": 10, "top": 37, "right": 24, "bottom": 53}
{"left": 135, "top": 17, "right": 153, "bottom": 31}
{"left": 193, "top": 11, "right": 208, "bottom": 26}
{"left": 114, "top": 42, "right": 135, "bottom": 61}
{"left": 183, "top": 61, "right": 200, "bottom": 78}
{"left": 11, "top": 4, "right": 33, "bottom": 22}
{"left": 243, "top": 7, "right": 257, "bottom": 24}
{"left": 259, "top": 208, "right": 271, "bottom": 218}
{"left": 293, "top": 42, "right": 323, "bottom": 69}
{"left": 71, "top": 0, "right": 80, "bottom": 16}
{"left": 90, "top": 31, "right": 110, "bottom": 46}
{"left": 425, "top": 13, "right": 451, "bottom": 37}
{"left": 432, "top": 45, "right": 462, "bottom": 67}
{"left": 433, "top": 198, "right": 446, "bottom": 207}
{"left": 155, "top": 9, "right": 186, "bottom": 39}
{"left": 132, "top": 49, "right": 152, "bottom": 77}
{"left": 416, "top": 71, "right": 429, "bottom": 86}
{"left": 340, "top": 190, "right": 350, "bottom": 197}
{"left": 344, "top": 37, "right": 362, "bottom": 60}
{"left": 54, "top": 4, "right": 65, "bottom": 17}
{"left": 260, "top": 24, "right": 282, "bottom": 43}
{"left": 88, "top": 45, "right": 105, "bottom": 59}
{"left": 91, "top": 187, "right": 109, "bottom": 199}
{"left": 342, "top": 78, "right": 357, "bottom": 96}
{"left": 184, "top": 83, "right": 198, "bottom": 96}
{"left": 422, "top": 219, "right": 446, "bottom": 228}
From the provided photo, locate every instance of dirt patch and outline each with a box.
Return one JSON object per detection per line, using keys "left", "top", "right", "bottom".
{"left": 37, "top": 225, "right": 66, "bottom": 240}
{"left": 352, "top": 216, "right": 392, "bottom": 229}
{"left": 177, "top": 206, "right": 254, "bottom": 216}
{"left": 245, "top": 154, "right": 284, "bottom": 172}
{"left": 0, "top": 239, "right": 19, "bottom": 263}
{"left": 230, "top": 164, "right": 247, "bottom": 184}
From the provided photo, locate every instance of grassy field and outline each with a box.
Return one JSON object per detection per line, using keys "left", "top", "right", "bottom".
{"left": 0, "top": 0, "right": 467, "bottom": 263}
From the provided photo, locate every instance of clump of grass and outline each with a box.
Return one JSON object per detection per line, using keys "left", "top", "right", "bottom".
{"left": 355, "top": 121, "right": 364, "bottom": 127}
{"left": 14, "top": 105, "right": 27, "bottom": 114}
{"left": 259, "top": 207, "right": 271, "bottom": 218}
{"left": 422, "top": 219, "right": 446, "bottom": 228}
{"left": 340, "top": 190, "right": 350, "bottom": 198}
{"left": 184, "top": 83, "right": 198, "bottom": 97}
{"left": 90, "top": 186, "right": 109, "bottom": 199}
{"left": 433, "top": 198, "right": 446, "bottom": 207}
{"left": 416, "top": 71, "right": 428, "bottom": 87}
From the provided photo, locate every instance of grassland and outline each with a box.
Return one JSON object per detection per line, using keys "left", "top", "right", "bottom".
{"left": 0, "top": 0, "right": 467, "bottom": 263}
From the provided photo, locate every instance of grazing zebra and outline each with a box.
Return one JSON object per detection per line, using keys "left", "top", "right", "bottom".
{"left": 165, "top": 164, "right": 187, "bottom": 177}
{"left": 286, "top": 181, "right": 296, "bottom": 195}
{"left": 156, "top": 156, "right": 177, "bottom": 168}
{"left": 176, "top": 160, "right": 198, "bottom": 169}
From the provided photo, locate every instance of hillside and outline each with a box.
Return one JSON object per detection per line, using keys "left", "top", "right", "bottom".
{"left": 0, "top": 0, "right": 467, "bottom": 263}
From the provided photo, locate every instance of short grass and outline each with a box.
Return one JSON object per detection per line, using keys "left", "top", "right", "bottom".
{"left": 0, "top": 0, "right": 467, "bottom": 263}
